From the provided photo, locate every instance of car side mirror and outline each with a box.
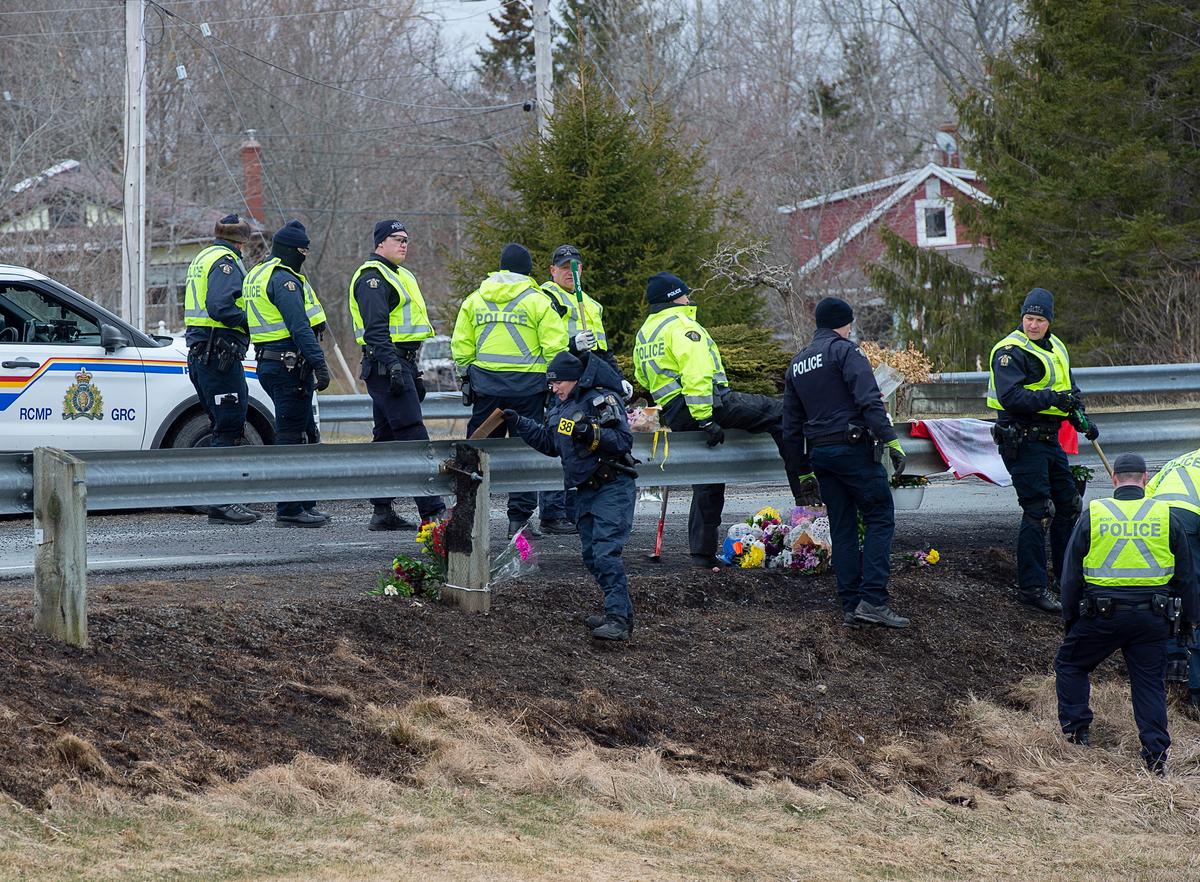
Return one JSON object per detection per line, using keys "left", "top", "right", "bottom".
{"left": 100, "top": 323, "right": 129, "bottom": 353}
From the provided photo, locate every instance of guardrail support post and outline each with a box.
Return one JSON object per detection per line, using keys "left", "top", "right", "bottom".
{"left": 443, "top": 444, "right": 491, "bottom": 613}
{"left": 33, "top": 447, "right": 88, "bottom": 647}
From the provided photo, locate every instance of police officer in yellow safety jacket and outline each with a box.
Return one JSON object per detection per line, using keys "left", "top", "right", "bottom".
{"left": 632, "top": 272, "right": 807, "bottom": 568}
{"left": 239, "top": 219, "right": 332, "bottom": 528}
{"left": 988, "top": 287, "right": 1099, "bottom": 613}
{"left": 541, "top": 244, "right": 632, "bottom": 398}
{"left": 184, "top": 212, "right": 261, "bottom": 525}
{"left": 1146, "top": 445, "right": 1200, "bottom": 710}
{"left": 349, "top": 219, "right": 446, "bottom": 533}
{"left": 1055, "top": 452, "right": 1198, "bottom": 776}
{"left": 451, "top": 243, "right": 568, "bottom": 537}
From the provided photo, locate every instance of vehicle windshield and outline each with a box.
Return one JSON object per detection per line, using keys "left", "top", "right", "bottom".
{"left": 0, "top": 283, "right": 101, "bottom": 345}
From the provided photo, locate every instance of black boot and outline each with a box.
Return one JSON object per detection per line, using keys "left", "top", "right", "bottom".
{"left": 1018, "top": 587, "right": 1062, "bottom": 613}
{"left": 275, "top": 510, "right": 329, "bottom": 528}
{"left": 590, "top": 616, "right": 630, "bottom": 641}
{"left": 1066, "top": 729, "right": 1090, "bottom": 746}
{"left": 540, "top": 518, "right": 578, "bottom": 535}
{"left": 853, "top": 600, "right": 911, "bottom": 629}
{"left": 208, "top": 504, "right": 257, "bottom": 525}
{"left": 369, "top": 504, "right": 415, "bottom": 531}
{"left": 508, "top": 518, "right": 542, "bottom": 539}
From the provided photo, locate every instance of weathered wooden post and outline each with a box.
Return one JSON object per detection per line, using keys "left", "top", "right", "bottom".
{"left": 33, "top": 447, "right": 88, "bottom": 647}
{"left": 442, "top": 443, "right": 491, "bottom": 612}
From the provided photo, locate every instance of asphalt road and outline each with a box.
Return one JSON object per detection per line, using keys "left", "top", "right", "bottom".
{"left": 0, "top": 475, "right": 1056, "bottom": 585}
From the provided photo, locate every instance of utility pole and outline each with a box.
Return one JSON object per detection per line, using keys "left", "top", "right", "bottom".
{"left": 531, "top": 0, "right": 553, "bottom": 138}
{"left": 122, "top": 0, "right": 147, "bottom": 330}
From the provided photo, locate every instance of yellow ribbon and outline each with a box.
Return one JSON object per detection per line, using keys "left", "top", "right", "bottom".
{"left": 651, "top": 427, "right": 669, "bottom": 470}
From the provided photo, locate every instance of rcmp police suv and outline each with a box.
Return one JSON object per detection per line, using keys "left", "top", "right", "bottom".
{"left": 0, "top": 265, "right": 276, "bottom": 450}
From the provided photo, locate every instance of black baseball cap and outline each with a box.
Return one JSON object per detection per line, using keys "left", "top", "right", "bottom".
{"left": 551, "top": 244, "right": 582, "bottom": 266}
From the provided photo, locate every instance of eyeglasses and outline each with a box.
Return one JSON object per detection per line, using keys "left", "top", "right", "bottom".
{"left": 388, "top": 235, "right": 410, "bottom": 244}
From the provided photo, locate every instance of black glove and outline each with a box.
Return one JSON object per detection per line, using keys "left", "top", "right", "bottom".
{"left": 501, "top": 408, "right": 520, "bottom": 425}
{"left": 388, "top": 363, "right": 407, "bottom": 395}
{"left": 571, "top": 420, "right": 597, "bottom": 448}
{"left": 415, "top": 375, "right": 427, "bottom": 402}
{"left": 886, "top": 440, "right": 906, "bottom": 476}
{"left": 796, "top": 473, "right": 821, "bottom": 506}
{"left": 1054, "top": 391, "right": 1082, "bottom": 412}
{"left": 313, "top": 365, "right": 331, "bottom": 392}
{"left": 1180, "top": 622, "right": 1195, "bottom": 645}
{"left": 1069, "top": 410, "right": 1099, "bottom": 441}
{"left": 699, "top": 420, "right": 725, "bottom": 447}
{"left": 312, "top": 321, "right": 327, "bottom": 339}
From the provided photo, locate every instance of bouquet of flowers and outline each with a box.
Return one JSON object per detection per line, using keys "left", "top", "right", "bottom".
{"left": 890, "top": 473, "right": 930, "bottom": 490}
{"left": 416, "top": 517, "right": 448, "bottom": 580}
{"left": 895, "top": 547, "right": 941, "bottom": 568}
{"left": 371, "top": 554, "right": 443, "bottom": 600}
{"left": 719, "top": 506, "right": 831, "bottom": 575}
{"left": 491, "top": 524, "right": 539, "bottom": 587}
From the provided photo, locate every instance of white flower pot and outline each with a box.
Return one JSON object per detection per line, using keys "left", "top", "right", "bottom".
{"left": 891, "top": 486, "right": 925, "bottom": 511}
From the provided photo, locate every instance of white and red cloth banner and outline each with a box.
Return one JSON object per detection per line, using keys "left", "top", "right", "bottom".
{"left": 909, "top": 418, "right": 1078, "bottom": 488}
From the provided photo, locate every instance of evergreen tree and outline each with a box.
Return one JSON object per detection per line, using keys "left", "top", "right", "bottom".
{"left": 476, "top": 0, "right": 534, "bottom": 86}
{"left": 453, "top": 76, "right": 758, "bottom": 355}
{"left": 957, "top": 0, "right": 1200, "bottom": 360}
{"left": 866, "top": 228, "right": 1007, "bottom": 371}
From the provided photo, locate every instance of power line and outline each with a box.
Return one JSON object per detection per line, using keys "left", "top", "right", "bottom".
{"left": 151, "top": 1, "right": 524, "bottom": 114}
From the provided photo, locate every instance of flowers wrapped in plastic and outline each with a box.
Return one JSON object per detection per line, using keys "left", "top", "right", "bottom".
{"left": 490, "top": 523, "right": 540, "bottom": 587}
{"left": 719, "top": 506, "right": 831, "bottom": 575}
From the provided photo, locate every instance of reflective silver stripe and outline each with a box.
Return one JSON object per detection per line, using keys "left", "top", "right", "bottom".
{"left": 479, "top": 352, "right": 546, "bottom": 365}
{"left": 389, "top": 323, "right": 433, "bottom": 336}
{"left": 649, "top": 379, "right": 682, "bottom": 401}
{"left": 684, "top": 394, "right": 712, "bottom": 406}
{"left": 247, "top": 301, "right": 287, "bottom": 334}
{"left": 713, "top": 371, "right": 729, "bottom": 385}
{"left": 1084, "top": 565, "right": 1175, "bottom": 579}
{"left": 1153, "top": 467, "right": 1200, "bottom": 509}
{"left": 643, "top": 315, "right": 680, "bottom": 344}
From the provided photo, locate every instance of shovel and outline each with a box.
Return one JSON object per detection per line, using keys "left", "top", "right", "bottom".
{"left": 648, "top": 486, "right": 669, "bottom": 561}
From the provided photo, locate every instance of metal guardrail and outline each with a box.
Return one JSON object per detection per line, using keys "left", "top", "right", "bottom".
{"left": 1, "top": 406, "right": 1195, "bottom": 517}
{"left": 910, "top": 362, "right": 1200, "bottom": 414}
{"left": 319, "top": 391, "right": 465, "bottom": 426}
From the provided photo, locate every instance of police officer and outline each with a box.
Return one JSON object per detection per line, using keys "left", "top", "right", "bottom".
{"left": 451, "top": 243, "right": 568, "bottom": 537}
{"left": 1145, "top": 445, "right": 1200, "bottom": 712}
{"left": 349, "top": 219, "right": 446, "bottom": 531}
{"left": 1055, "top": 453, "right": 1198, "bottom": 775}
{"left": 541, "top": 244, "right": 632, "bottom": 392}
{"left": 504, "top": 351, "right": 637, "bottom": 641}
{"left": 987, "top": 288, "right": 1099, "bottom": 613}
{"left": 632, "top": 272, "right": 807, "bottom": 568}
{"left": 183, "top": 213, "right": 261, "bottom": 525}
{"left": 239, "top": 219, "right": 332, "bottom": 527}
{"left": 537, "top": 245, "right": 633, "bottom": 535}
{"left": 782, "top": 297, "right": 910, "bottom": 629}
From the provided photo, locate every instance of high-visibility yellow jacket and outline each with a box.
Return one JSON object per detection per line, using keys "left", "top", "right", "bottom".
{"left": 986, "top": 330, "right": 1072, "bottom": 416}
{"left": 1083, "top": 497, "right": 1175, "bottom": 588}
{"left": 240, "top": 259, "right": 325, "bottom": 342}
{"left": 541, "top": 281, "right": 607, "bottom": 351}
{"left": 632, "top": 305, "right": 727, "bottom": 421}
{"left": 1147, "top": 448, "right": 1200, "bottom": 517}
{"left": 347, "top": 259, "right": 433, "bottom": 345}
{"left": 184, "top": 244, "right": 244, "bottom": 330}
{"left": 451, "top": 271, "right": 567, "bottom": 388}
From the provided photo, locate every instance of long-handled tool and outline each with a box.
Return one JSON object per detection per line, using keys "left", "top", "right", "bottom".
{"left": 649, "top": 486, "right": 669, "bottom": 561}
{"left": 1091, "top": 436, "right": 1114, "bottom": 480}
{"left": 569, "top": 259, "right": 588, "bottom": 334}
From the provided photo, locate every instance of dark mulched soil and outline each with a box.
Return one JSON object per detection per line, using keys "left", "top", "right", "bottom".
{"left": 0, "top": 523, "right": 1066, "bottom": 809}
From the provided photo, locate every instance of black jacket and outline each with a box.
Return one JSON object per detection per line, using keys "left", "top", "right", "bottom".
{"left": 782, "top": 329, "right": 896, "bottom": 470}
{"left": 511, "top": 355, "right": 633, "bottom": 489}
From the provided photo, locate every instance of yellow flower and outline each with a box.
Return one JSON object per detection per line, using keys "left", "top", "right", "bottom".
{"left": 740, "top": 544, "right": 766, "bottom": 568}
{"left": 926, "top": 549, "right": 940, "bottom": 565}
{"left": 755, "top": 506, "right": 782, "bottom": 523}
{"left": 416, "top": 522, "right": 433, "bottom": 544}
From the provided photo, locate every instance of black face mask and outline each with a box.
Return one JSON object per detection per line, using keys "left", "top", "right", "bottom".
{"left": 272, "top": 242, "right": 306, "bottom": 272}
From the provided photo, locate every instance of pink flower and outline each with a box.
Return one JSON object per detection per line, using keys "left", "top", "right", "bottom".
{"left": 515, "top": 533, "right": 531, "bottom": 561}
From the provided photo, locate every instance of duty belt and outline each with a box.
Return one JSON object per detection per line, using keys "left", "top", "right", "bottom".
{"left": 1079, "top": 593, "right": 1178, "bottom": 620}
{"left": 257, "top": 349, "right": 298, "bottom": 362}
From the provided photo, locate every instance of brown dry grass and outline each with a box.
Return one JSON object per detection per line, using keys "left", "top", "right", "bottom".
{"left": 3, "top": 684, "right": 1200, "bottom": 881}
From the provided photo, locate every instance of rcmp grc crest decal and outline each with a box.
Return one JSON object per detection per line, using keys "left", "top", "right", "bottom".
{"left": 63, "top": 368, "right": 104, "bottom": 421}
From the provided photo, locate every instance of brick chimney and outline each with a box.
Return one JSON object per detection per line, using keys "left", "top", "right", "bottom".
{"left": 239, "top": 130, "right": 264, "bottom": 223}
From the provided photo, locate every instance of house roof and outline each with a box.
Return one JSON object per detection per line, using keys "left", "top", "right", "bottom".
{"left": 778, "top": 163, "right": 994, "bottom": 280}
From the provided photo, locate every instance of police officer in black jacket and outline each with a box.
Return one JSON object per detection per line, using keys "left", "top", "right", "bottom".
{"left": 504, "top": 351, "right": 638, "bottom": 641}
{"left": 782, "top": 297, "right": 910, "bottom": 629}
{"left": 349, "top": 220, "right": 446, "bottom": 531}
{"left": 987, "top": 288, "right": 1099, "bottom": 613}
{"left": 1055, "top": 453, "right": 1198, "bottom": 775}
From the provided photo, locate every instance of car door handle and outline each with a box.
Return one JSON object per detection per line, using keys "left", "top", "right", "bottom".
{"left": 2, "top": 359, "right": 41, "bottom": 369}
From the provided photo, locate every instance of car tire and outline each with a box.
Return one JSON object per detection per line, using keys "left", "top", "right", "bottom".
{"left": 167, "top": 411, "right": 265, "bottom": 450}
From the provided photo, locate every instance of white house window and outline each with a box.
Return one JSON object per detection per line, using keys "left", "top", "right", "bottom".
{"left": 915, "top": 197, "right": 955, "bottom": 247}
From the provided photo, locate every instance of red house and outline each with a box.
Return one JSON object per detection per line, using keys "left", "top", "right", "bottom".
{"left": 779, "top": 163, "right": 992, "bottom": 292}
